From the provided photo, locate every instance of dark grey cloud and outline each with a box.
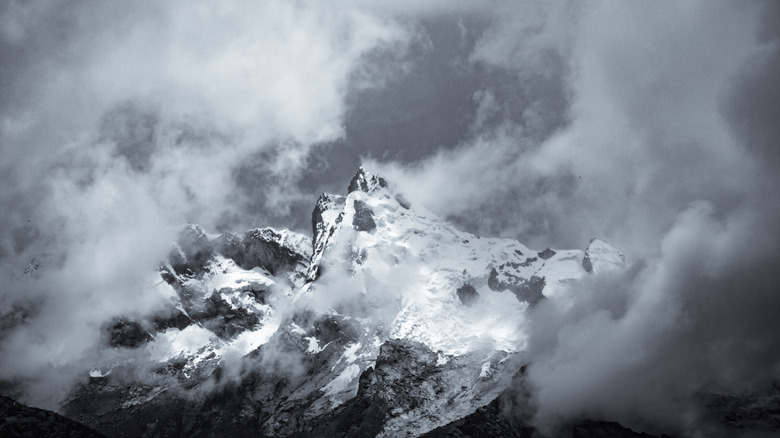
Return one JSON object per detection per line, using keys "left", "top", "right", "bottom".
{"left": 295, "top": 14, "right": 570, "bottom": 233}
{"left": 724, "top": 3, "right": 780, "bottom": 172}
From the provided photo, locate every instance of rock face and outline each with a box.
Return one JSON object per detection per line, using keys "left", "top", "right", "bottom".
{"left": 456, "top": 284, "right": 479, "bottom": 306}
{"left": 104, "top": 318, "right": 153, "bottom": 348}
{"left": 351, "top": 200, "right": 377, "bottom": 233}
{"left": 0, "top": 395, "right": 106, "bottom": 438}
{"left": 582, "top": 238, "right": 624, "bottom": 274}
{"left": 347, "top": 167, "right": 388, "bottom": 194}
{"left": 215, "top": 228, "right": 308, "bottom": 274}
{"left": 52, "top": 168, "right": 644, "bottom": 437}
{"left": 296, "top": 339, "right": 524, "bottom": 438}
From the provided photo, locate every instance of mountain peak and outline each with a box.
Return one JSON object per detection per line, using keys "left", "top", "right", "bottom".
{"left": 59, "top": 168, "right": 632, "bottom": 438}
{"left": 582, "top": 238, "right": 625, "bottom": 274}
{"left": 347, "top": 167, "right": 388, "bottom": 194}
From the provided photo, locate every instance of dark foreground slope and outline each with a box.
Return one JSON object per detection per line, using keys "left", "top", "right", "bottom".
{"left": 0, "top": 394, "right": 106, "bottom": 438}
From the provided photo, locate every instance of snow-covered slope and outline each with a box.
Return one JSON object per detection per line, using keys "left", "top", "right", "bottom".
{"left": 300, "top": 168, "right": 622, "bottom": 356}
{"left": 63, "top": 168, "right": 625, "bottom": 437}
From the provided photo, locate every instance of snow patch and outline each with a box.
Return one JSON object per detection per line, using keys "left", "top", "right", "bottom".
{"left": 342, "top": 342, "right": 361, "bottom": 364}
{"left": 479, "top": 361, "right": 492, "bottom": 378}
{"left": 147, "top": 325, "right": 217, "bottom": 363}
{"left": 305, "top": 336, "right": 323, "bottom": 354}
{"left": 322, "top": 364, "right": 361, "bottom": 405}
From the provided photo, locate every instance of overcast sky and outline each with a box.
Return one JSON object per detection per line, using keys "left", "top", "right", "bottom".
{"left": 1, "top": 1, "right": 779, "bottom": 434}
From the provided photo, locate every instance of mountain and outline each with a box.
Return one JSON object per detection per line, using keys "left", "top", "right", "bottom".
{"left": 0, "top": 394, "right": 106, "bottom": 438}
{"left": 33, "top": 168, "right": 639, "bottom": 436}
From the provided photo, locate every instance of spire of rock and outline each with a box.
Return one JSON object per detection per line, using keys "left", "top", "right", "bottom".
{"left": 582, "top": 238, "right": 625, "bottom": 274}
{"left": 347, "top": 167, "right": 388, "bottom": 194}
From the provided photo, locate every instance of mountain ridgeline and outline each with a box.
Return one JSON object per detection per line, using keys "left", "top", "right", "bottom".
{"left": 21, "top": 168, "right": 666, "bottom": 437}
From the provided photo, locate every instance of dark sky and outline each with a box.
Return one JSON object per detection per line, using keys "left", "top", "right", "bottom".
{"left": 1, "top": 1, "right": 779, "bottom": 432}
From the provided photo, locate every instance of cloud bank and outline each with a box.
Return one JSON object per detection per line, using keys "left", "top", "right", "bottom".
{"left": 369, "top": 0, "right": 780, "bottom": 435}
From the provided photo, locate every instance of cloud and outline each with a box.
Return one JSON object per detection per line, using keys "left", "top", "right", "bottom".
{"left": 527, "top": 198, "right": 780, "bottom": 435}
{"left": 371, "top": 1, "right": 767, "bottom": 252}
{"left": 0, "top": 0, "right": 410, "bottom": 407}
{"left": 367, "top": 0, "right": 780, "bottom": 434}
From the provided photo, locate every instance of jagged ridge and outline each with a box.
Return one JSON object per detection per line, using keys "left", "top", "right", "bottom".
{"left": 60, "top": 168, "right": 628, "bottom": 438}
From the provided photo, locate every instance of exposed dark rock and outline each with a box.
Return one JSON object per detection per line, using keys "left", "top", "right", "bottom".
{"left": 515, "top": 276, "right": 546, "bottom": 304}
{"left": 395, "top": 194, "right": 411, "bottom": 209}
{"left": 347, "top": 167, "right": 388, "bottom": 194}
{"left": 352, "top": 200, "right": 376, "bottom": 233}
{"left": 488, "top": 268, "right": 546, "bottom": 305}
{"left": 571, "top": 421, "right": 669, "bottom": 438}
{"left": 456, "top": 284, "right": 479, "bottom": 307}
{"left": 311, "top": 194, "right": 344, "bottom": 245}
{"left": 583, "top": 253, "right": 594, "bottom": 273}
{"left": 701, "top": 384, "right": 780, "bottom": 433}
{"left": 150, "top": 306, "right": 193, "bottom": 332}
{"left": 310, "top": 193, "right": 346, "bottom": 280}
{"left": 215, "top": 228, "right": 306, "bottom": 275}
{"left": 421, "top": 376, "right": 534, "bottom": 438}
{"left": 0, "top": 394, "right": 106, "bottom": 438}
{"left": 64, "top": 311, "right": 368, "bottom": 438}
{"left": 297, "top": 339, "right": 440, "bottom": 437}
{"left": 537, "top": 248, "right": 556, "bottom": 260}
{"left": 582, "top": 239, "right": 624, "bottom": 275}
{"left": 193, "top": 292, "right": 262, "bottom": 340}
{"left": 104, "top": 318, "right": 152, "bottom": 348}
{"left": 167, "top": 224, "right": 214, "bottom": 276}
{"left": 520, "top": 257, "right": 537, "bottom": 267}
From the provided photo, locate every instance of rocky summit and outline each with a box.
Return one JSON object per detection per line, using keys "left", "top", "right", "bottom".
{"left": 10, "top": 169, "right": 652, "bottom": 437}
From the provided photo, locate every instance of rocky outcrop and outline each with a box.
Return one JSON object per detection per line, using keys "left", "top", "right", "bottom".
{"left": 309, "top": 193, "right": 346, "bottom": 282}
{"left": 347, "top": 167, "right": 388, "bottom": 194}
{"left": 701, "top": 384, "right": 780, "bottom": 434}
{"left": 488, "top": 267, "right": 546, "bottom": 305}
{"left": 167, "top": 224, "right": 214, "bottom": 276}
{"left": 583, "top": 239, "right": 625, "bottom": 274}
{"left": 215, "top": 228, "right": 307, "bottom": 275}
{"left": 571, "top": 421, "right": 670, "bottom": 438}
{"left": 537, "top": 248, "right": 556, "bottom": 260}
{"left": 298, "top": 339, "right": 524, "bottom": 437}
{"left": 456, "top": 284, "right": 479, "bottom": 306}
{"left": 0, "top": 394, "right": 106, "bottom": 438}
{"left": 351, "top": 200, "right": 376, "bottom": 233}
{"left": 104, "top": 318, "right": 153, "bottom": 348}
{"left": 195, "top": 292, "right": 263, "bottom": 339}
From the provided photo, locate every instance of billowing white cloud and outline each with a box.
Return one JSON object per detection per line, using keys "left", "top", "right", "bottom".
{"left": 370, "top": 1, "right": 780, "bottom": 434}
{"left": 0, "top": 0, "right": 410, "bottom": 407}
